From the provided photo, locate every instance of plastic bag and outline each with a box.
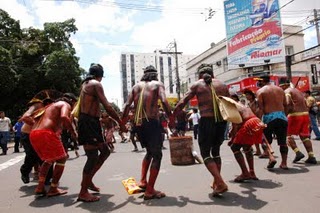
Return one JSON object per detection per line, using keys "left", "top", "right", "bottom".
{"left": 121, "top": 177, "right": 143, "bottom": 195}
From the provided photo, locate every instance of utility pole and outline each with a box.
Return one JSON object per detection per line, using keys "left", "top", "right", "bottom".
{"left": 174, "top": 39, "right": 181, "bottom": 100}
{"left": 310, "top": 9, "right": 320, "bottom": 45}
{"left": 160, "top": 40, "right": 182, "bottom": 100}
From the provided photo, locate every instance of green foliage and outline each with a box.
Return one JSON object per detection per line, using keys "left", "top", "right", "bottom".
{"left": 0, "top": 9, "right": 82, "bottom": 119}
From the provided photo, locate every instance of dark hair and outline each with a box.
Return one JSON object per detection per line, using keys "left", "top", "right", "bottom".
{"left": 144, "top": 65, "right": 157, "bottom": 73}
{"left": 243, "top": 89, "right": 255, "bottom": 97}
{"left": 141, "top": 72, "right": 158, "bottom": 81}
{"left": 305, "top": 90, "right": 311, "bottom": 95}
{"left": 56, "top": 93, "right": 77, "bottom": 106}
{"left": 193, "top": 108, "right": 198, "bottom": 113}
{"left": 89, "top": 63, "right": 104, "bottom": 78}
{"left": 231, "top": 94, "right": 240, "bottom": 101}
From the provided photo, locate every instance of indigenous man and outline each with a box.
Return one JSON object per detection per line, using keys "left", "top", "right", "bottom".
{"left": 122, "top": 65, "right": 173, "bottom": 200}
{"left": 19, "top": 90, "right": 62, "bottom": 184}
{"left": 28, "top": 93, "right": 78, "bottom": 196}
{"left": 256, "top": 75, "right": 289, "bottom": 169}
{"left": 279, "top": 80, "right": 317, "bottom": 164}
{"left": 228, "top": 95, "right": 265, "bottom": 182}
{"left": 76, "top": 64, "right": 126, "bottom": 202}
{"left": 173, "top": 63, "right": 229, "bottom": 196}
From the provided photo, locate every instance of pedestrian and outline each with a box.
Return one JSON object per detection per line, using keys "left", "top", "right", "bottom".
{"left": 304, "top": 90, "right": 320, "bottom": 140}
{"left": 122, "top": 65, "right": 173, "bottom": 200}
{"left": 244, "top": 89, "right": 263, "bottom": 156}
{"left": 19, "top": 90, "right": 61, "bottom": 184}
{"left": 0, "top": 111, "right": 12, "bottom": 155}
{"left": 13, "top": 117, "right": 23, "bottom": 153}
{"left": 76, "top": 63, "right": 126, "bottom": 202}
{"left": 28, "top": 93, "right": 78, "bottom": 196}
{"left": 100, "top": 112, "right": 117, "bottom": 152}
{"left": 188, "top": 108, "right": 200, "bottom": 140}
{"left": 173, "top": 63, "right": 229, "bottom": 196}
{"left": 280, "top": 80, "right": 317, "bottom": 164}
{"left": 228, "top": 97, "right": 265, "bottom": 182}
{"left": 256, "top": 75, "right": 289, "bottom": 169}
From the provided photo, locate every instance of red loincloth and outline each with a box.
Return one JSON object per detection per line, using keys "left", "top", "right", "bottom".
{"left": 233, "top": 117, "right": 265, "bottom": 145}
{"left": 30, "top": 129, "right": 67, "bottom": 162}
{"left": 287, "top": 113, "right": 310, "bottom": 137}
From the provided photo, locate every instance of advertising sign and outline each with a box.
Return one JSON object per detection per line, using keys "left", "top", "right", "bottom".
{"left": 224, "top": 0, "right": 285, "bottom": 69}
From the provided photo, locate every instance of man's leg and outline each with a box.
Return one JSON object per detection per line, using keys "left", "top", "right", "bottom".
{"left": 243, "top": 146, "right": 258, "bottom": 180}
{"left": 14, "top": 136, "right": 20, "bottom": 153}
{"left": 35, "top": 161, "right": 53, "bottom": 195}
{"left": 287, "top": 135, "right": 305, "bottom": 163}
{"left": 301, "top": 137, "right": 317, "bottom": 164}
{"left": 139, "top": 152, "right": 152, "bottom": 188}
{"left": 231, "top": 144, "right": 250, "bottom": 182}
{"left": 47, "top": 158, "right": 68, "bottom": 197}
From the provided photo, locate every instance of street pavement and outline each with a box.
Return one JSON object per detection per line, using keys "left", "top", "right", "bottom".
{"left": 0, "top": 132, "right": 320, "bottom": 213}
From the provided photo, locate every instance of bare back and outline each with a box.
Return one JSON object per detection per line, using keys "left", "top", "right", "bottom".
{"left": 21, "top": 102, "right": 44, "bottom": 133}
{"left": 123, "top": 80, "right": 172, "bottom": 121}
{"left": 33, "top": 101, "right": 72, "bottom": 133}
{"left": 176, "top": 78, "right": 229, "bottom": 118}
{"left": 80, "top": 79, "right": 103, "bottom": 117}
{"left": 285, "top": 87, "right": 308, "bottom": 113}
{"left": 257, "top": 84, "right": 286, "bottom": 114}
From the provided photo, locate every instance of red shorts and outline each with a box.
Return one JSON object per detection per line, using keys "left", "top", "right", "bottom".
{"left": 233, "top": 117, "right": 265, "bottom": 145}
{"left": 30, "top": 129, "right": 67, "bottom": 162}
{"left": 287, "top": 113, "right": 310, "bottom": 137}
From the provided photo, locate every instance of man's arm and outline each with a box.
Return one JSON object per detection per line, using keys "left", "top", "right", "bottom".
{"left": 60, "top": 103, "right": 77, "bottom": 139}
{"left": 173, "top": 84, "right": 196, "bottom": 116}
{"left": 122, "top": 87, "right": 135, "bottom": 125}
{"left": 256, "top": 91, "right": 264, "bottom": 118}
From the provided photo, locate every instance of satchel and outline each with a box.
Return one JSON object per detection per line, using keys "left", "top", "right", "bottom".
{"left": 217, "top": 96, "right": 243, "bottom": 124}
{"left": 210, "top": 83, "right": 242, "bottom": 124}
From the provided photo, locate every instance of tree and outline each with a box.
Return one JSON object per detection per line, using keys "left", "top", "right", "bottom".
{"left": 0, "top": 9, "right": 83, "bottom": 119}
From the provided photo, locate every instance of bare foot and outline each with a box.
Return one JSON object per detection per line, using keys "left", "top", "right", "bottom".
{"left": 88, "top": 183, "right": 100, "bottom": 192}
{"left": 77, "top": 192, "right": 100, "bottom": 202}
{"left": 249, "top": 171, "right": 259, "bottom": 180}
{"left": 213, "top": 183, "right": 228, "bottom": 196}
{"left": 144, "top": 190, "right": 166, "bottom": 200}
{"left": 234, "top": 174, "right": 251, "bottom": 183}
{"left": 35, "top": 186, "right": 46, "bottom": 195}
{"left": 279, "top": 164, "right": 289, "bottom": 170}
{"left": 47, "top": 187, "right": 68, "bottom": 197}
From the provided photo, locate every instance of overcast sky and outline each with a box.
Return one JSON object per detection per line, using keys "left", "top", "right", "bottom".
{"left": 1, "top": 0, "right": 320, "bottom": 106}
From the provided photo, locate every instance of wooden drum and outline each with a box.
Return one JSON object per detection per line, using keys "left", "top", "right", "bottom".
{"left": 169, "top": 136, "right": 195, "bottom": 165}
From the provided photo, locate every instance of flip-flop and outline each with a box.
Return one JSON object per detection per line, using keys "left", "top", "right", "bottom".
{"left": 212, "top": 185, "right": 228, "bottom": 197}
{"left": 47, "top": 189, "right": 68, "bottom": 197}
{"left": 267, "top": 160, "right": 277, "bottom": 169}
{"left": 144, "top": 191, "right": 166, "bottom": 200}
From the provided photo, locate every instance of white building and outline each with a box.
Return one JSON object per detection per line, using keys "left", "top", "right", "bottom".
{"left": 186, "top": 24, "right": 313, "bottom": 93}
{"left": 120, "top": 50, "right": 195, "bottom": 104}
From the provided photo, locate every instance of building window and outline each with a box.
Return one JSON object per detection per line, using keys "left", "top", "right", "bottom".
{"left": 285, "top": 45, "right": 295, "bottom": 61}
{"left": 223, "top": 57, "right": 228, "bottom": 72}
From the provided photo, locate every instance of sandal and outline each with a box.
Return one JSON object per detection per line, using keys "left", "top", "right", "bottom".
{"left": 144, "top": 191, "right": 166, "bottom": 200}
{"left": 47, "top": 188, "right": 68, "bottom": 197}
{"left": 267, "top": 160, "right": 277, "bottom": 169}
{"left": 212, "top": 183, "right": 228, "bottom": 196}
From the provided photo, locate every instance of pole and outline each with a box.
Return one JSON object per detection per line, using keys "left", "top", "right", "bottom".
{"left": 174, "top": 39, "right": 181, "bottom": 100}
{"left": 285, "top": 55, "right": 292, "bottom": 81}
{"left": 314, "top": 9, "right": 320, "bottom": 45}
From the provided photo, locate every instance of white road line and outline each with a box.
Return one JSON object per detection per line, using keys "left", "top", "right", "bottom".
{"left": 0, "top": 155, "right": 24, "bottom": 172}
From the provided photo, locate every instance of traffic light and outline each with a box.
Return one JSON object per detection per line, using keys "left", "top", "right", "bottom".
{"left": 311, "top": 64, "right": 318, "bottom": 84}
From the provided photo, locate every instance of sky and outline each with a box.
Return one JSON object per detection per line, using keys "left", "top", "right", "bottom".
{"left": 1, "top": 0, "right": 320, "bottom": 107}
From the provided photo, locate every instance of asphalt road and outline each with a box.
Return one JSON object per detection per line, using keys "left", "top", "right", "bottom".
{"left": 0, "top": 132, "right": 320, "bottom": 213}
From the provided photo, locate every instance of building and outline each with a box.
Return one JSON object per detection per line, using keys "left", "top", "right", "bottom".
{"left": 186, "top": 24, "right": 315, "bottom": 95}
{"left": 120, "top": 50, "right": 195, "bottom": 104}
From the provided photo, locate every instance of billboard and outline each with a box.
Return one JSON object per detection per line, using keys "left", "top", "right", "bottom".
{"left": 224, "top": 0, "right": 285, "bottom": 69}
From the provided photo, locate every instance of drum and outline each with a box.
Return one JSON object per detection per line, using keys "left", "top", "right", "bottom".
{"left": 169, "top": 136, "right": 195, "bottom": 165}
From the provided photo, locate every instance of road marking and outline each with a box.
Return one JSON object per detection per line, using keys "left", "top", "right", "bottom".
{"left": 0, "top": 155, "right": 24, "bottom": 172}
